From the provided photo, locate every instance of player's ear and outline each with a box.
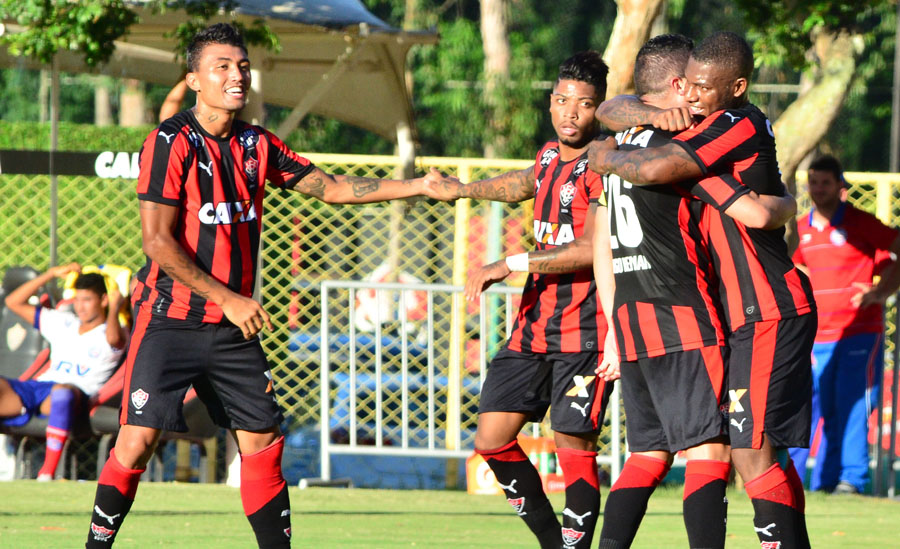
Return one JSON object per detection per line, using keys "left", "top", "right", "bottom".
{"left": 732, "top": 77, "right": 748, "bottom": 99}
{"left": 185, "top": 71, "right": 201, "bottom": 93}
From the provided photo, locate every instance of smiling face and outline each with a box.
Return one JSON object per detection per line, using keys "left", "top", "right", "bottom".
{"left": 682, "top": 57, "right": 747, "bottom": 118}
{"left": 186, "top": 42, "right": 251, "bottom": 116}
{"left": 549, "top": 79, "right": 599, "bottom": 153}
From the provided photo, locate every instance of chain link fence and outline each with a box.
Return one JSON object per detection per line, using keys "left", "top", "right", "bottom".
{"left": 2, "top": 158, "right": 899, "bottom": 485}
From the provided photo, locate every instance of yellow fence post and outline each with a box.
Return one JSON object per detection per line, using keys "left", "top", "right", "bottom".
{"left": 447, "top": 161, "right": 472, "bottom": 487}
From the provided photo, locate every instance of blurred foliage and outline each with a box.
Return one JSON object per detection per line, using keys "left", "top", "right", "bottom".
{"left": 0, "top": 0, "right": 895, "bottom": 169}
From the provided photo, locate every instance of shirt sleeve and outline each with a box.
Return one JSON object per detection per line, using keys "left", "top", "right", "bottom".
{"left": 136, "top": 124, "right": 190, "bottom": 206}
{"left": 688, "top": 172, "right": 751, "bottom": 211}
{"left": 859, "top": 211, "right": 900, "bottom": 252}
{"left": 261, "top": 130, "right": 316, "bottom": 190}
{"left": 671, "top": 110, "right": 758, "bottom": 175}
{"left": 36, "top": 308, "right": 68, "bottom": 345}
{"left": 590, "top": 174, "right": 608, "bottom": 207}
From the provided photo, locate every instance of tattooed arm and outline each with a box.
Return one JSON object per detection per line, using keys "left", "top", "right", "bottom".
{"left": 425, "top": 166, "right": 535, "bottom": 203}
{"left": 292, "top": 167, "right": 448, "bottom": 204}
{"left": 139, "top": 200, "right": 272, "bottom": 339}
{"left": 597, "top": 95, "right": 694, "bottom": 132}
{"left": 464, "top": 203, "right": 597, "bottom": 300}
{"left": 588, "top": 140, "right": 702, "bottom": 186}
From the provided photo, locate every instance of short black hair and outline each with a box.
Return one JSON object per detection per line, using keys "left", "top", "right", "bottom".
{"left": 634, "top": 34, "right": 694, "bottom": 96}
{"left": 557, "top": 50, "right": 608, "bottom": 100}
{"left": 186, "top": 23, "right": 247, "bottom": 73}
{"left": 74, "top": 273, "right": 107, "bottom": 298}
{"left": 691, "top": 31, "right": 754, "bottom": 80}
{"left": 808, "top": 155, "right": 844, "bottom": 184}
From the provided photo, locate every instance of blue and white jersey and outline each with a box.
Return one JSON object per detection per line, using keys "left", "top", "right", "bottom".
{"left": 36, "top": 308, "right": 123, "bottom": 395}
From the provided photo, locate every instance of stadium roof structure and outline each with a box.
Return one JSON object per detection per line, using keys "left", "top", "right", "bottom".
{"left": 0, "top": 0, "right": 438, "bottom": 146}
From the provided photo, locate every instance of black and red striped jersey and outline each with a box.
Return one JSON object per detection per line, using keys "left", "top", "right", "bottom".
{"left": 672, "top": 104, "right": 815, "bottom": 330}
{"left": 133, "top": 110, "right": 314, "bottom": 323}
{"left": 506, "top": 140, "right": 607, "bottom": 354}
{"left": 596, "top": 126, "right": 725, "bottom": 361}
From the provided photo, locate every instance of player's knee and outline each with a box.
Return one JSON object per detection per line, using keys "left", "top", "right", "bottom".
{"left": 49, "top": 386, "right": 76, "bottom": 408}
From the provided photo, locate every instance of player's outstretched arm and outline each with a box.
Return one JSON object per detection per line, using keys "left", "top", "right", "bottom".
{"left": 592, "top": 203, "right": 620, "bottom": 381}
{"left": 589, "top": 139, "right": 702, "bottom": 186}
{"left": 597, "top": 95, "right": 694, "bottom": 132}
{"left": 139, "top": 200, "right": 272, "bottom": 340}
{"left": 292, "top": 166, "right": 452, "bottom": 204}
{"left": 3, "top": 262, "right": 80, "bottom": 324}
{"left": 527, "top": 204, "right": 597, "bottom": 274}
{"left": 428, "top": 166, "right": 535, "bottom": 203}
{"left": 724, "top": 192, "right": 797, "bottom": 230}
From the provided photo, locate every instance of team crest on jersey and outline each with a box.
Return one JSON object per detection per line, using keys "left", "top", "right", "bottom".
{"left": 244, "top": 157, "right": 259, "bottom": 180}
{"left": 131, "top": 389, "right": 149, "bottom": 410}
{"left": 240, "top": 129, "right": 259, "bottom": 149}
{"left": 830, "top": 228, "right": 847, "bottom": 246}
{"left": 559, "top": 182, "right": 577, "bottom": 207}
{"left": 573, "top": 158, "right": 588, "bottom": 177}
{"left": 540, "top": 147, "right": 559, "bottom": 167}
{"left": 507, "top": 497, "right": 526, "bottom": 515}
{"left": 91, "top": 523, "right": 115, "bottom": 542}
{"left": 561, "top": 527, "right": 585, "bottom": 547}
{"left": 187, "top": 131, "right": 204, "bottom": 149}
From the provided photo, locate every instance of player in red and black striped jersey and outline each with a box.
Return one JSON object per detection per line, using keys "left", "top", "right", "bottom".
{"left": 425, "top": 51, "right": 613, "bottom": 549}
{"left": 590, "top": 32, "right": 814, "bottom": 549}
{"left": 85, "top": 24, "right": 454, "bottom": 549}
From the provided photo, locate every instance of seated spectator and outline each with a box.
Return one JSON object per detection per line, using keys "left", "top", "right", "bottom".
{"left": 0, "top": 263, "right": 126, "bottom": 480}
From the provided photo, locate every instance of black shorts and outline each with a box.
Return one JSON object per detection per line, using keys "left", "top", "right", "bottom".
{"left": 120, "top": 311, "right": 283, "bottom": 432}
{"left": 478, "top": 347, "right": 612, "bottom": 434}
{"left": 621, "top": 346, "right": 727, "bottom": 453}
{"left": 727, "top": 315, "right": 815, "bottom": 449}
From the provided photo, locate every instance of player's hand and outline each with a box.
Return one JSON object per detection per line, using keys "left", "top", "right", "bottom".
{"left": 851, "top": 282, "right": 887, "bottom": 309}
{"left": 587, "top": 137, "right": 618, "bottom": 175}
{"left": 423, "top": 168, "right": 463, "bottom": 202}
{"left": 650, "top": 107, "right": 694, "bottom": 132}
{"left": 465, "top": 260, "right": 511, "bottom": 302}
{"left": 49, "top": 262, "right": 81, "bottom": 279}
{"left": 221, "top": 293, "right": 274, "bottom": 340}
{"left": 596, "top": 329, "right": 621, "bottom": 381}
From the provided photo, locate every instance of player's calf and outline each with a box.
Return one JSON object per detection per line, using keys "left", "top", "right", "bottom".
{"left": 557, "top": 447, "right": 600, "bottom": 549}
{"left": 682, "top": 459, "right": 730, "bottom": 549}
{"left": 85, "top": 449, "right": 145, "bottom": 548}
{"left": 597, "top": 453, "right": 670, "bottom": 549}
{"left": 241, "top": 436, "right": 292, "bottom": 548}
{"left": 477, "top": 440, "right": 561, "bottom": 549}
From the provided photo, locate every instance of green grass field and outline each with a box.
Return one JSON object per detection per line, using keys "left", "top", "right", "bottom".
{"left": 0, "top": 481, "right": 897, "bottom": 548}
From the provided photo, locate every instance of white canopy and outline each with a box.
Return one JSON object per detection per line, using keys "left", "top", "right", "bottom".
{"left": 0, "top": 0, "right": 437, "bottom": 146}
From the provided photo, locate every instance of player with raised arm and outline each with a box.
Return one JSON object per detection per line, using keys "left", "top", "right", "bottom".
{"left": 2, "top": 263, "right": 126, "bottom": 481}
{"left": 425, "top": 51, "right": 613, "bottom": 549}
{"left": 589, "top": 32, "right": 816, "bottom": 549}
{"left": 84, "top": 23, "right": 453, "bottom": 549}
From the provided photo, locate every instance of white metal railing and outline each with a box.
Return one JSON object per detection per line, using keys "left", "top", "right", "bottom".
{"left": 318, "top": 280, "right": 622, "bottom": 484}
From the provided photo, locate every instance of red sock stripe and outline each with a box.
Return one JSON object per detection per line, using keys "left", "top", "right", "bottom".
{"left": 557, "top": 447, "right": 599, "bottom": 490}
{"left": 241, "top": 436, "right": 287, "bottom": 516}
{"left": 98, "top": 448, "right": 145, "bottom": 500}
{"left": 612, "top": 454, "right": 669, "bottom": 490}
{"left": 475, "top": 439, "right": 528, "bottom": 462}
{"left": 744, "top": 463, "right": 795, "bottom": 508}
{"left": 784, "top": 460, "right": 806, "bottom": 513}
{"left": 683, "top": 460, "right": 730, "bottom": 500}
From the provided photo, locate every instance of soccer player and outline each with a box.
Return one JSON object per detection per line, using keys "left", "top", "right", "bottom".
{"left": 1, "top": 263, "right": 126, "bottom": 480}
{"left": 425, "top": 50, "right": 613, "bottom": 549}
{"left": 790, "top": 155, "right": 900, "bottom": 494}
{"left": 589, "top": 32, "right": 816, "bottom": 549}
{"left": 84, "top": 23, "right": 453, "bottom": 548}
{"left": 589, "top": 34, "right": 796, "bottom": 549}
